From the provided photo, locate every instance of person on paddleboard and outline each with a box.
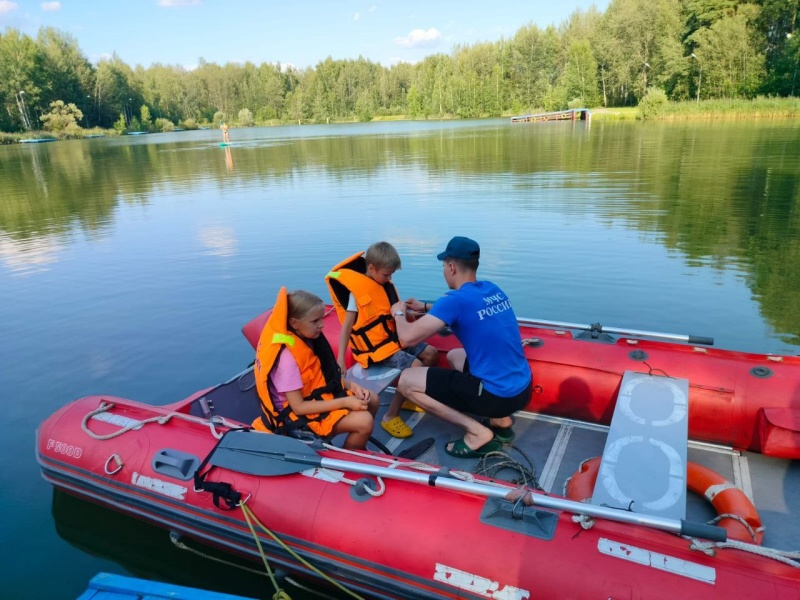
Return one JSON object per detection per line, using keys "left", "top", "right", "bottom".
{"left": 390, "top": 236, "right": 533, "bottom": 458}
{"left": 220, "top": 121, "right": 230, "bottom": 143}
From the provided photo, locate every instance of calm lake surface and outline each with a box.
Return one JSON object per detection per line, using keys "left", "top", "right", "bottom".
{"left": 2, "top": 118, "right": 800, "bottom": 598}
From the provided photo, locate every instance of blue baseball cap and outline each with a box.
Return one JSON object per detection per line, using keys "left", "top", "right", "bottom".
{"left": 436, "top": 236, "right": 480, "bottom": 261}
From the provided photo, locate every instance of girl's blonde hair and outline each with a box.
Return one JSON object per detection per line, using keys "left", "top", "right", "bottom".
{"left": 287, "top": 290, "right": 324, "bottom": 321}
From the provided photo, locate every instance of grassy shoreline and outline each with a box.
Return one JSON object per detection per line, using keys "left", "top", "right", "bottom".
{"left": 3, "top": 98, "right": 797, "bottom": 143}
{"left": 593, "top": 97, "right": 800, "bottom": 121}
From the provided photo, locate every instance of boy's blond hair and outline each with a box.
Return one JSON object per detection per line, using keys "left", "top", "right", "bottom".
{"left": 287, "top": 290, "right": 324, "bottom": 321}
{"left": 365, "top": 241, "right": 401, "bottom": 271}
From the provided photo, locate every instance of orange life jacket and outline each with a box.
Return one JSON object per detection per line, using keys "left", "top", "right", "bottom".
{"left": 326, "top": 252, "right": 402, "bottom": 368}
{"left": 253, "top": 287, "right": 346, "bottom": 434}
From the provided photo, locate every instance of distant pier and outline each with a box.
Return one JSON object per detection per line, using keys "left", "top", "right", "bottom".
{"left": 511, "top": 108, "right": 591, "bottom": 123}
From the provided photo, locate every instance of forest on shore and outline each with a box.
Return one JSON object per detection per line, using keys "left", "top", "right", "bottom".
{"left": 1, "top": 0, "right": 798, "bottom": 134}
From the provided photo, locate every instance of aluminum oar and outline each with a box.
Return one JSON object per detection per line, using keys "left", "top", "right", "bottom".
{"left": 208, "top": 431, "right": 726, "bottom": 542}
{"left": 517, "top": 318, "right": 714, "bottom": 346}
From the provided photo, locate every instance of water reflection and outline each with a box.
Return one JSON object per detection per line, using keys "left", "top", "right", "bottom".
{"left": 1, "top": 121, "right": 799, "bottom": 343}
{"left": 0, "top": 233, "right": 64, "bottom": 275}
{"left": 51, "top": 489, "right": 356, "bottom": 600}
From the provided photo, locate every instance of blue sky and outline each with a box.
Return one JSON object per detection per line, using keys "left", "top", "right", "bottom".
{"left": 1, "top": 0, "right": 609, "bottom": 70}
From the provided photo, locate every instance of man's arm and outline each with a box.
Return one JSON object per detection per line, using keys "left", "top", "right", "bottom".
{"left": 391, "top": 301, "right": 444, "bottom": 347}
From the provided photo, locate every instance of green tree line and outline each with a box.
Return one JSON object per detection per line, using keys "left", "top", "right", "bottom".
{"left": 1, "top": 0, "right": 798, "bottom": 132}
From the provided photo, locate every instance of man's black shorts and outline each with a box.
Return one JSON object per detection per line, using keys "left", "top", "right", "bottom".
{"left": 425, "top": 366, "right": 532, "bottom": 418}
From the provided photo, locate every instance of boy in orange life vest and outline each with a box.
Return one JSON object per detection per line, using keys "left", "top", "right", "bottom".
{"left": 326, "top": 242, "right": 438, "bottom": 439}
{"left": 253, "top": 288, "right": 378, "bottom": 450}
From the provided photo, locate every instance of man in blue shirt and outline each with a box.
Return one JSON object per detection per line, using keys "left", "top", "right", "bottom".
{"left": 391, "top": 236, "right": 532, "bottom": 458}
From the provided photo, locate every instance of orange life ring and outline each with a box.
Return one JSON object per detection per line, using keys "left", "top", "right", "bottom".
{"left": 565, "top": 456, "right": 764, "bottom": 544}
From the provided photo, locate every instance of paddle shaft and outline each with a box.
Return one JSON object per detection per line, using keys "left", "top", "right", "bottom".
{"left": 517, "top": 317, "right": 714, "bottom": 346}
{"left": 285, "top": 453, "right": 726, "bottom": 542}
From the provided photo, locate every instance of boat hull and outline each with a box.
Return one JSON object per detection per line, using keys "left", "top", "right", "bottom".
{"left": 38, "top": 394, "right": 800, "bottom": 599}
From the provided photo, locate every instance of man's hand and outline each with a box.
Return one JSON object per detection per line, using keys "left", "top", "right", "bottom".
{"left": 404, "top": 297, "right": 425, "bottom": 313}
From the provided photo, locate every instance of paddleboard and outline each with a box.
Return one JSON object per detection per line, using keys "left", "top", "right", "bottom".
{"left": 20, "top": 138, "right": 57, "bottom": 144}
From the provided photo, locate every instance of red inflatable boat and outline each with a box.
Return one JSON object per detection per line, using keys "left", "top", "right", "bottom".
{"left": 37, "top": 309, "right": 800, "bottom": 599}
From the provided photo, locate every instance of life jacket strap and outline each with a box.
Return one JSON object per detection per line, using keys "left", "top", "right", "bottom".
{"left": 350, "top": 313, "right": 399, "bottom": 359}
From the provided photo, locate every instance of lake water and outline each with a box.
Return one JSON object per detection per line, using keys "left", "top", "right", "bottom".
{"left": 2, "top": 118, "right": 799, "bottom": 598}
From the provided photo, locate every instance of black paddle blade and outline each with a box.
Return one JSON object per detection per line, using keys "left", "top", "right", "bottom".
{"left": 209, "top": 430, "right": 322, "bottom": 476}
{"left": 397, "top": 437, "right": 435, "bottom": 460}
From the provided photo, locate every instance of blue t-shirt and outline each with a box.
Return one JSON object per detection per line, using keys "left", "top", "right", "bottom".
{"left": 429, "top": 281, "right": 531, "bottom": 397}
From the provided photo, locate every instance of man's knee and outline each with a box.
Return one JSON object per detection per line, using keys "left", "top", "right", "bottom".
{"left": 398, "top": 367, "right": 426, "bottom": 396}
{"left": 446, "top": 348, "right": 466, "bottom": 371}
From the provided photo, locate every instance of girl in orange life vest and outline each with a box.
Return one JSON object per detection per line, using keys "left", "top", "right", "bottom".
{"left": 254, "top": 288, "right": 379, "bottom": 449}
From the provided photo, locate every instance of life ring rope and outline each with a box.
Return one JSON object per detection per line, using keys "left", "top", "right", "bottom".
{"left": 709, "top": 512, "right": 764, "bottom": 544}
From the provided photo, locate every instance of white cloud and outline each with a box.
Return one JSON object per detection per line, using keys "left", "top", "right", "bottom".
{"left": 354, "top": 11, "right": 360, "bottom": 21}
{"left": 157, "top": 0, "right": 200, "bottom": 7}
{"left": 0, "top": 0, "right": 18, "bottom": 15}
{"left": 394, "top": 28, "right": 442, "bottom": 49}
{"left": 368, "top": 5, "right": 377, "bottom": 12}
{"left": 41, "top": 1, "right": 60, "bottom": 11}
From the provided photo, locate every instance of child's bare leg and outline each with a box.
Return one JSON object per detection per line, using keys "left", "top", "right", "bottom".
{"left": 418, "top": 345, "right": 439, "bottom": 366}
{"left": 367, "top": 390, "right": 379, "bottom": 416}
{"left": 334, "top": 411, "right": 374, "bottom": 449}
{"left": 383, "top": 358, "right": 422, "bottom": 421}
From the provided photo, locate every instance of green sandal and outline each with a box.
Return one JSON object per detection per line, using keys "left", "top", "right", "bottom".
{"left": 444, "top": 438, "right": 502, "bottom": 459}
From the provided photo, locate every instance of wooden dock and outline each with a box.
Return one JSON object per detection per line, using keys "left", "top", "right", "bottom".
{"left": 511, "top": 108, "right": 591, "bottom": 123}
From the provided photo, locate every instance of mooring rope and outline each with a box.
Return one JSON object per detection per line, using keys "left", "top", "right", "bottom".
{"left": 239, "top": 501, "right": 366, "bottom": 600}
{"left": 169, "top": 532, "right": 268, "bottom": 577}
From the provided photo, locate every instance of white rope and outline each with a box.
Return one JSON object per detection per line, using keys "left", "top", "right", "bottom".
{"left": 572, "top": 514, "right": 596, "bottom": 530}
{"left": 709, "top": 512, "right": 765, "bottom": 543}
{"left": 689, "top": 539, "right": 800, "bottom": 568}
{"left": 81, "top": 401, "right": 240, "bottom": 441}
